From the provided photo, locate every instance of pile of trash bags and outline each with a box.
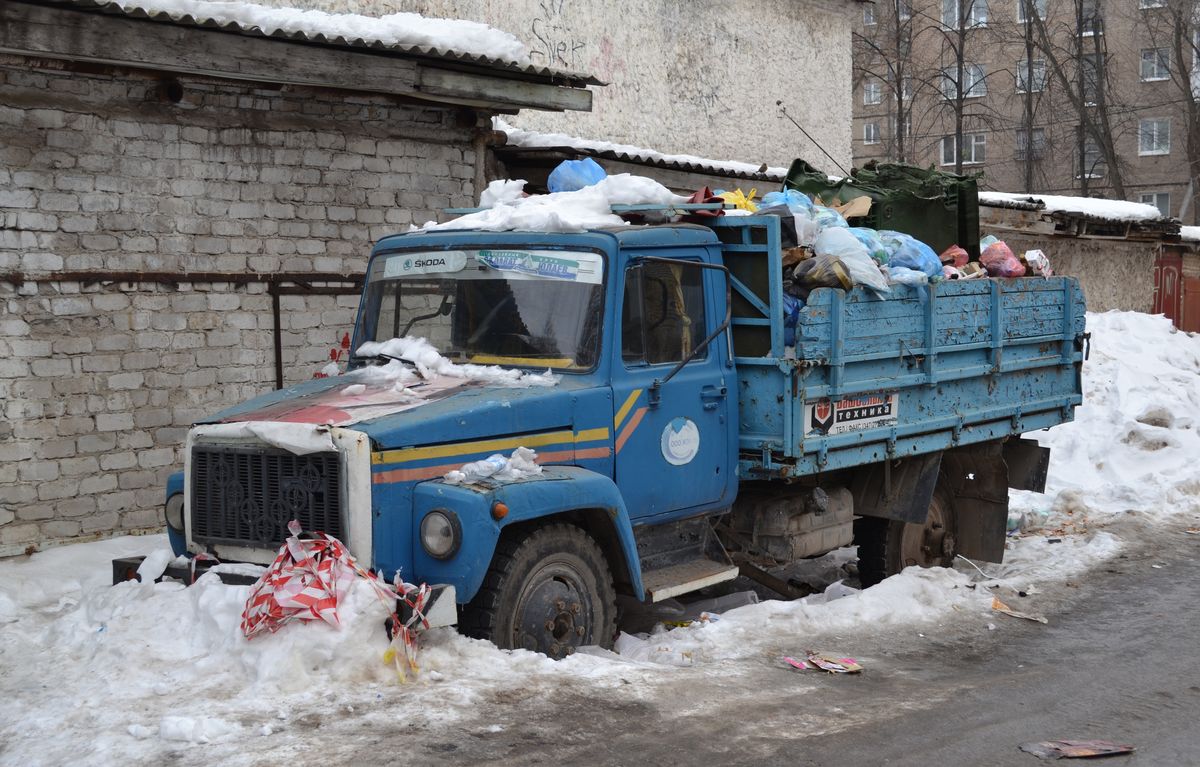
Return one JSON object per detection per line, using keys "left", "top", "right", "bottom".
{"left": 540, "top": 160, "right": 1055, "bottom": 332}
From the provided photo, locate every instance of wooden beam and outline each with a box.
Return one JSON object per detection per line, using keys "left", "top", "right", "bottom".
{"left": 0, "top": 2, "right": 591, "bottom": 112}
{"left": 418, "top": 66, "right": 592, "bottom": 112}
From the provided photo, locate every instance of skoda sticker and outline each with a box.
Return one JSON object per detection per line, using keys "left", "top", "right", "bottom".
{"left": 383, "top": 250, "right": 468, "bottom": 278}
{"left": 660, "top": 417, "right": 700, "bottom": 466}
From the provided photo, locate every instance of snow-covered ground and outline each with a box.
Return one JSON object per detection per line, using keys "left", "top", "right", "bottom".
{"left": 1, "top": 311, "right": 1197, "bottom": 765}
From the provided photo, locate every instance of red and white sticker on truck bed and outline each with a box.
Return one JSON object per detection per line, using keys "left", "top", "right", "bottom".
{"left": 805, "top": 393, "right": 899, "bottom": 436}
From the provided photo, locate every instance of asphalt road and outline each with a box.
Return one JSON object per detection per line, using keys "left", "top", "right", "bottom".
{"left": 359, "top": 521, "right": 1200, "bottom": 767}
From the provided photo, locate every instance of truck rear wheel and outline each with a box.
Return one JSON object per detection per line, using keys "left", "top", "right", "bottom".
{"left": 855, "top": 489, "right": 957, "bottom": 588}
{"left": 460, "top": 523, "right": 617, "bottom": 659}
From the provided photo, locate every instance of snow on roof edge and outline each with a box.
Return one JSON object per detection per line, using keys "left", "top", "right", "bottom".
{"left": 980, "top": 191, "right": 1169, "bottom": 224}
{"left": 495, "top": 118, "right": 789, "bottom": 183}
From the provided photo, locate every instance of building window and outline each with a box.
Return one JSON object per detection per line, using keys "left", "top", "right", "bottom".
{"left": 941, "top": 64, "right": 987, "bottom": 98}
{"left": 1079, "top": 137, "right": 1105, "bottom": 177}
{"left": 864, "top": 122, "right": 881, "bottom": 144}
{"left": 1140, "top": 48, "right": 1170, "bottom": 80}
{"left": 1080, "top": 0, "right": 1102, "bottom": 35}
{"left": 1139, "top": 118, "right": 1171, "bottom": 155}
{"left": 1016, "top": 59, "right": 1047, "bottom": 92}
{"left": 898, "top": 0, "right": 912, "bottom": 21}
{"left": 863, "top": 80, "right": 883, "bottom": 105}
{"left": 1138, "top": 0, "right": 1166, "bottom": 8}
{"left": 864, "top": 4, "right": 877, "bottom": 24}
{"left": 941, "top": 133, "right": 986, "bottom": 165}
{"left": 942, "top": 0, "right": 989, "bottom": 27}
{"left": 1015, "top": 127, "right": 1047, "bottom": 160}
{"left": 1017, "top": 0, "right": 1047, "bottom": 22}
{"left": 892, "top": 114, "right": 913, "bottom": 137}
{"left": 1139, "top": 191, "right": 1170, "bottom": 215}
{"left": 1081, "top": 53, "right": 1102, "bottom": 104}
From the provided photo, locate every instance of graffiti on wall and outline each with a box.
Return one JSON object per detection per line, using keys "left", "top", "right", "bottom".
{"left": 528, "top": 0, "right": 587, "bottom": 70}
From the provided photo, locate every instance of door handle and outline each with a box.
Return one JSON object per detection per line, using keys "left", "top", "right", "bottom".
{"left": 700, "top": 385, "right": 727, "bottom": 410}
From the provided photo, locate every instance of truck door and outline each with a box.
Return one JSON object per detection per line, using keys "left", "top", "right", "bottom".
{"left": 612, "top": 255, "right": 734, "bottom": 519}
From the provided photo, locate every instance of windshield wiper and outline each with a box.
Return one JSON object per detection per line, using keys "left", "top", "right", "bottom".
{"left": 348, "top": 353, "right": 427, "bottom": 379}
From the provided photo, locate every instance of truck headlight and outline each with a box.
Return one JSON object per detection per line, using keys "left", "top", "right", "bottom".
{"left": 165, "top": 494, "right": 184, "bottom": 533}
{"left": 420, "top": 509, "right": 461, "bottom": 560}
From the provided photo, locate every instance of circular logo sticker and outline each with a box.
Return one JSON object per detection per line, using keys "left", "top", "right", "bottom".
{"left": 660, "top": 417, "right": 700, "bottom": 466}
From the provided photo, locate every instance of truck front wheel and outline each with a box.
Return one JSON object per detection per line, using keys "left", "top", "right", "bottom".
{"left": 460, "top": 523, "right": 617, "bottom": 659}
{"left": 855, "top": 489, "right": 958, "bottom": 588}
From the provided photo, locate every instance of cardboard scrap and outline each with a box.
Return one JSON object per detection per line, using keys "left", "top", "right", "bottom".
{"left": 784, "top": 652, "right": 862, "bottom": 674}
{"left": 815, "top": 195, "right": 872, "bottom": 219}
{"left": 992, "top": 597, "right": 1048, "bottom": 624}
{"left": 1018, "top": 739, "right": 1134, "bottom": 759}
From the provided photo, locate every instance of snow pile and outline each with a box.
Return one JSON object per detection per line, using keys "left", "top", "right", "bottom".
{"left": 421, "top": 174, "right": 686, "bottom": 233}
{"left": 351, "top": 336, "right": 559, "bottom": 389}
{"left": 1026, "top": 310, "right": 1200, "bottom": 520}
{"left": 117, "top": 0, "right": 530, "bottom": 64}
{"left": 980, "top": 191, "right": 1166, "bottom": 222}
{"left": 495, "top": 117, "right": 789, "bottom": 180}
{"left": 1179, "top": 225, "right": 1200, "bottom": 242}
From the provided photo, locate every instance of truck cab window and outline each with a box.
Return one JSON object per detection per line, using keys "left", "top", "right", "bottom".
{"left": 622, "top": 261, "right": 706, "bottom": 365}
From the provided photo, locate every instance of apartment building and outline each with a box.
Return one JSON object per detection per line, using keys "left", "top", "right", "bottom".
{"left": 852, "top": 0, "right": 1197, "bottom": 222}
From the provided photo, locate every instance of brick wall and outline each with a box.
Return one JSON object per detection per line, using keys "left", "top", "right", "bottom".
{"left": 0, "top": 56, "right": 481, "bottom": 553}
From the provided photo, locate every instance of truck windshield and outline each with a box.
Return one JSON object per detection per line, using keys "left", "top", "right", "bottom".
{"left": 357, "top": 248, "right": 605, "bottom": 370}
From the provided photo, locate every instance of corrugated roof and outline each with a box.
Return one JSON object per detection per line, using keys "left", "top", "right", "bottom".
{"left": 496, "top": 145, "right": 787, "bottom": 183}
{"left": 33, "top": 0, "right": 603, "bottom": 87}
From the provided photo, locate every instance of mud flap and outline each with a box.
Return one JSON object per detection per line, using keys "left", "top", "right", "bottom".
{"left": 851, "top": 452, "right": 942, "bottom": 525}
{"left": 940, "top": 444, "right": 1009, "bottom": 563}
{"left": 1003, "top": 438, "right": 1051, "bottom": 493}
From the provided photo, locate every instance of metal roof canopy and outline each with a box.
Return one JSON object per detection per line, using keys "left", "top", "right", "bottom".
{"left": 0, "top": 0, "right": 601, "bottom": 113}
{"left": 979, "top": 197, "right": 1180, "bottom": 242}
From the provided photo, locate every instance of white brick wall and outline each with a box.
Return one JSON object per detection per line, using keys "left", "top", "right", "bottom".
{"left": 0, "top": 56, "right": 481, "bottom": 551}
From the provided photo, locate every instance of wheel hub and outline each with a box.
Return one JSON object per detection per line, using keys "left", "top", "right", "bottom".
{"left": 514, "top": 568, "right": 591, "bottom": 658}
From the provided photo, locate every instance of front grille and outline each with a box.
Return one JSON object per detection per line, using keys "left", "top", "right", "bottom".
{"left": 191, "top": 445, "right": 342, "bottom": 547}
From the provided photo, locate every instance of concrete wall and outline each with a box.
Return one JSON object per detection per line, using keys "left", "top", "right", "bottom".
{"left": 0, "top": 56, "right": 478, "bottom": 553}
{"left": 272, "top": 0, "right": 856, "bottom": 174}
{"left": 998, "top": 233, "right": 1157, "bottom": 314}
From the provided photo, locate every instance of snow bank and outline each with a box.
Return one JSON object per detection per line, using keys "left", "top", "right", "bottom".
{"left": 1024, "top": 311, "right": 1200, "bottom": 520}
{"left": 352, "top": 336, "right": 558, "bottom": 388}
{"left": 421, "top": 174, "right": 686, "bottom": 233}
{"left": 980, "top": 191, "right": 1166, "bottom": 222}
{"left": 495, "top": 117, "right": 789, "bottom": 180}
{"left": 117, "top": 0, "right": 530, "bottom": 64}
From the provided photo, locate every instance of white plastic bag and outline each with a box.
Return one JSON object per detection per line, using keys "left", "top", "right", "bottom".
{"left": 813, "top": 228, "right": 891, "bottom": 294}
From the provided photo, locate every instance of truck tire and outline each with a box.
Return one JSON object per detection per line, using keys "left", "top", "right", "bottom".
{"left": 460, "top": 523, "right": 617, "bottom": 659}
{"left": 855, "top": 488, "right": 957, "bottom": 588}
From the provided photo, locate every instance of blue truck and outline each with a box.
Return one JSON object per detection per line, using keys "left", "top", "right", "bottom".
{"left": 121, "top": 214, "right": 1085, "bottom": 658}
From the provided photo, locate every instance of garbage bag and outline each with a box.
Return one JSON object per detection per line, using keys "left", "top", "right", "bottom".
{"left": 981, "top": 240, "right": 1026, "bottom": 277}
{"left": 812, "top": 205, "right": 849, "bottom": 230}
{"left": 782, "top": 293, "right": 802, "bottom": 346}
{"left": 888, "top": 266, "right": 929, "bottom": 286}
{"left": 877, "top": 230, "right": 941, "bottom": 278}
{"left": 939, "top": 244, "right": 969, "bottom": 268}
{"left": 547, "top": 157, "right": 607, "bottom": 193}
{"left": 849, "top": 227, "right": 889, "bottom": 264}
{"left": 719, "top": 188, "right": 758, "bottom": 212}
{"left": 760, "top": 189, "right": 814, "bottom": 215}
{"left": 758, "top": 204, "right": 820, "bottom": 249}
{"left": 810, "top": 228, "right": 890, "bottom": 293}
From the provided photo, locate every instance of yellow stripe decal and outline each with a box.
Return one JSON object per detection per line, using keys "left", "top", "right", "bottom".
{"left": 614, "top": 389, "right": 642, "bottom": 429}
{"left": 373, "top": 427, "right": 610, "bottom": 466}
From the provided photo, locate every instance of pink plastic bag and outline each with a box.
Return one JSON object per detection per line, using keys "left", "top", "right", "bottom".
{"left": 981, "top": 241, "right": 1026, "bottom": 278}
{"left": 939, "top": 245, "right": 969, "bottom": 268}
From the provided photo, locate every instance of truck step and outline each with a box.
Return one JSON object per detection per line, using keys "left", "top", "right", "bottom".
{"left": 641, "top": 558, "right": 740, "bottom": 603}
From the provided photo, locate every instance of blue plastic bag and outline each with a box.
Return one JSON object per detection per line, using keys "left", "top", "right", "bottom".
{"left": 848, "top": 227, "right": 888, "bottom": 264}
{"left": 760, "top": 189, "right": 814, "bottom": 215}
{"left": 547, "top": 158, "right": 607, "bottom": 193}
{"left": 782, "top": 293, "right": 802, "bottom": 346}
{"left": 812, "top": 205, "right": 849, "bottom": 230}
{"left": 877, "top": 230, "right": 941, "bottom": 278}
